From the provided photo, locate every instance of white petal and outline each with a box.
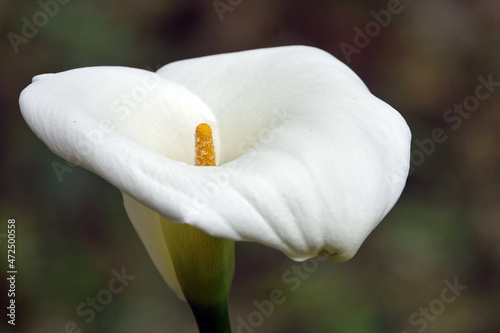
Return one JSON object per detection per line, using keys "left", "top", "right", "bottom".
{"left": 20, "top": 47, "right": 410, "bottom": 265}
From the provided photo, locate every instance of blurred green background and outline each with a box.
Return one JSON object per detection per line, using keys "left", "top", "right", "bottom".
{"left": 1, "top": 0, "right": 499, "bottom": 332}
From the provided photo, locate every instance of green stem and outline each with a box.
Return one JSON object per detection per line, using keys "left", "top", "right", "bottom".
{"left": 160, "top": 217, "right": 235, "bottom": 333}
{"left": 189, "top": 300, "right": 232, "bottom": 333}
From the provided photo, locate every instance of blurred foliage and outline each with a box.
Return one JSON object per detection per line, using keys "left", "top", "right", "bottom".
{"left": 1, "top": 0, "right": 500, "bottom": 332}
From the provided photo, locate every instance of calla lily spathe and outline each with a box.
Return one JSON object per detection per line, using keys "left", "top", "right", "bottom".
{"left": 20, "top": 46, "right": 411, "bottom": 298}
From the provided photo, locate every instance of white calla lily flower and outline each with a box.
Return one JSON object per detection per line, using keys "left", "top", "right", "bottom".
{"left": 20, "top": 46, "right": 411, "bottom": 302}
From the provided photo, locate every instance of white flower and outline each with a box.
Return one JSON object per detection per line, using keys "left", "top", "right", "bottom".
{"left": 20, "top": 46, "right": 411, "bottom": 300}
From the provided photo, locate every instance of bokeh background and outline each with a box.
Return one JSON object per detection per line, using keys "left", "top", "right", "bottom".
{"left": 1, "top": 1, "right": 500, "bottom": 332}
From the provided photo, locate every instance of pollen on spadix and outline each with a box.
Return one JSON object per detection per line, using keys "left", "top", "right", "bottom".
{"left": 195, "top": 123, "right": 216, "bottom": 167}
